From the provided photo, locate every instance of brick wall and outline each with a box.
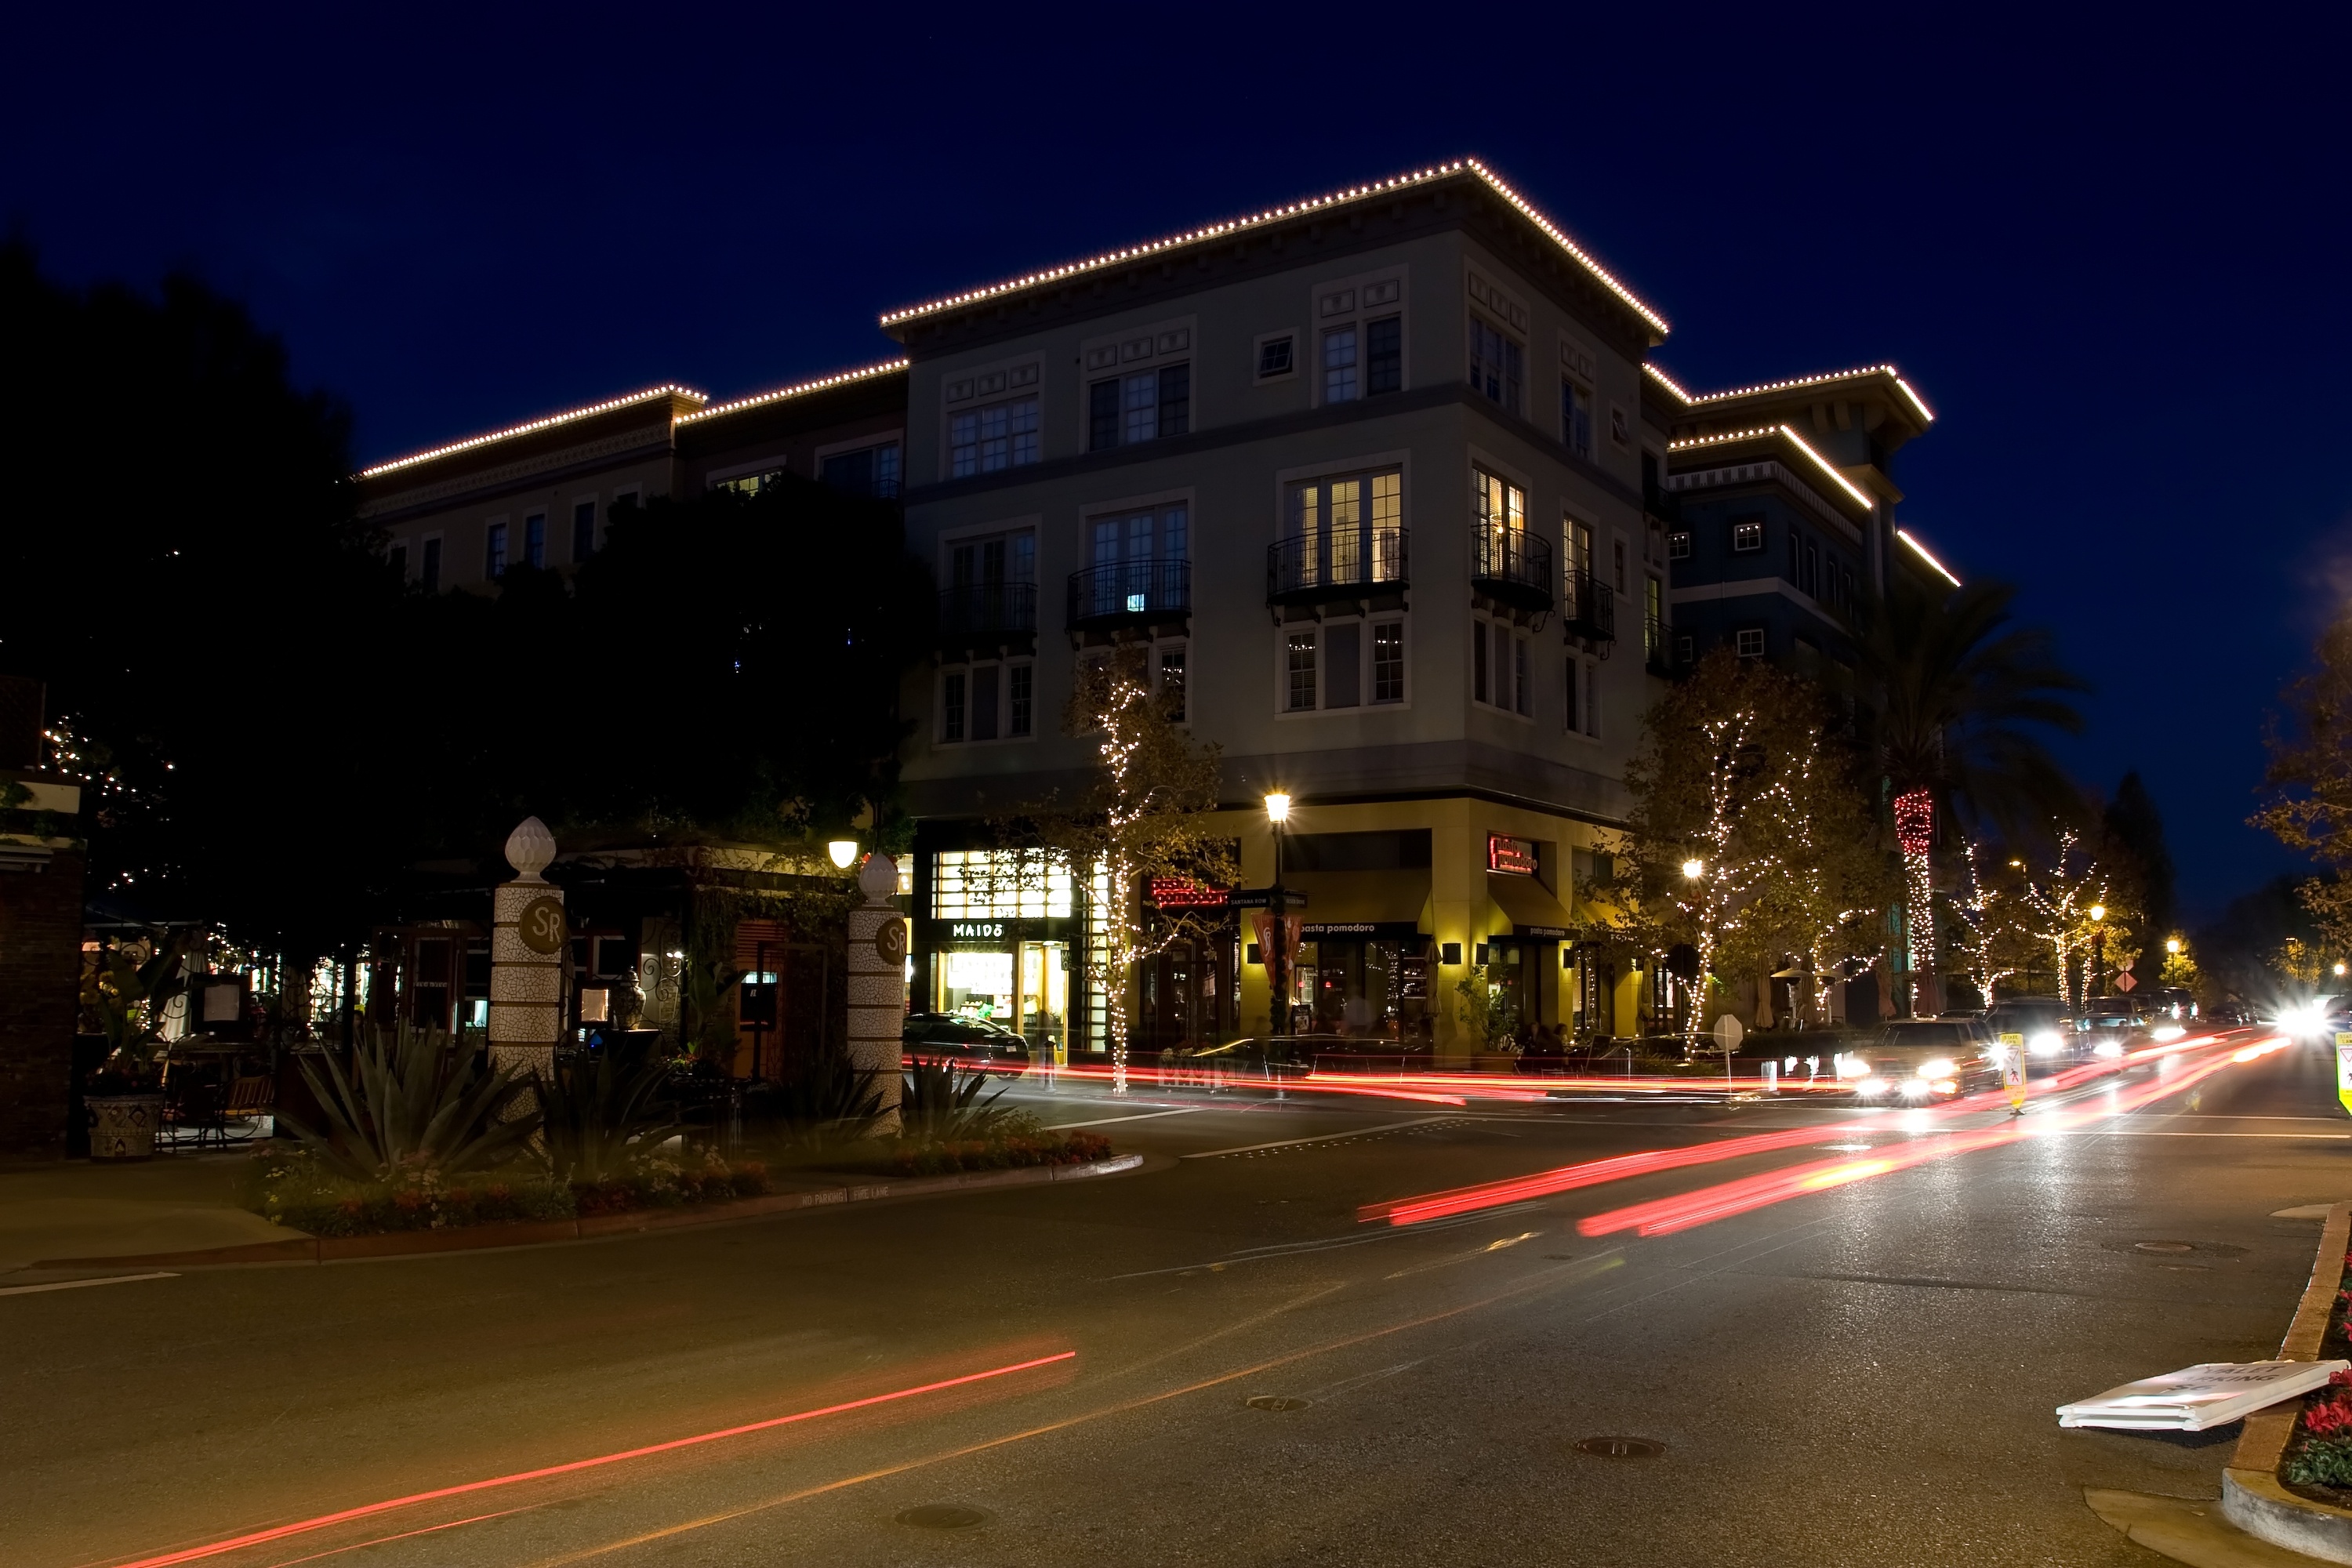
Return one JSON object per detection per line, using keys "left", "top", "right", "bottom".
{"left": 0, "top": 847, "right": 85, "bottom": 1160}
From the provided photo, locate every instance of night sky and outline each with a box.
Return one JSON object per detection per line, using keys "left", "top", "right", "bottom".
{"left": 9, "top": 5, "right": 2347, "bottom": 916}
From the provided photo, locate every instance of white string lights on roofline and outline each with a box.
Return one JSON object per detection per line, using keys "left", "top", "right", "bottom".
{"left": 1664, "top": 423, "right": 1876, "bottom": 514}
{"left": 358, "top": 385, "right": 706, "bottom": 478}
{"left": 877, "top": 158, "right": 1669, "bottom": 336}
{"left": 675, "top": 358, "right": 910, "bottom": 425}
{"left": 1646, "top": 362, "right": 1936, "bottom": 426}
{"left": 1896, "top": 528, "right": 1963, "bottom": 588}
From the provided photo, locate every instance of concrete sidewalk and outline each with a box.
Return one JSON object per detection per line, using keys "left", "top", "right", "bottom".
{"left": 0, "top": 1152, "right": 298, "bottom": 1279}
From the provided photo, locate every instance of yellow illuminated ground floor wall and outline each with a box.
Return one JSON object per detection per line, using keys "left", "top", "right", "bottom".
{"left": 1213, "top": 796, "right": 1621, "bottom": 1057}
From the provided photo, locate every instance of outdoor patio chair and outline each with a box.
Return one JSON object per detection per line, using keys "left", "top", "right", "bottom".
{"left": 222, "top": 1076, "right": 275, "bottom": 1141}
{"left": 164, "top": 1078, "right": 227, "bottom": 1151}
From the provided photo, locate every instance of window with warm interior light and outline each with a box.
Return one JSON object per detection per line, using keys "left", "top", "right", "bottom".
{"left": 932, "top": 849, "right": 1073, "bottom": 919}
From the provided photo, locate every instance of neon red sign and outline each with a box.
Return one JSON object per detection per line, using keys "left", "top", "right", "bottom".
{"left": 1149, "top": 877, "right": 1229, "bottom": 909}
{"left": 1487, "top": 834, "right": 1538, "bottom": 876}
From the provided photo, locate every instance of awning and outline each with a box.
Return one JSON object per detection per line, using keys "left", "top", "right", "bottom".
{"left": 1487, "top": 873, "right": 1574, "bottom": 939}
{"left": 1283, "top": 869, "right": 1431, "bottom": 942}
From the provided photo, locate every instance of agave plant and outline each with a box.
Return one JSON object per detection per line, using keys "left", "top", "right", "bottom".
{"left": 899, "top": 1058, "right": 1018, "bottom": 1143}
{"left": 280, "top": 1026, "right": 539, "bottom": 1182}
{"left": 535, "top": 1044, "right": 678, "bottom": 1185}
{"left": 743, "top": 1049, "right": 886, "bottom": 1152}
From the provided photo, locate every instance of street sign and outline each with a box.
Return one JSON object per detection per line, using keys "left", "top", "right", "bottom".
{"left": 1226, "top": 887, "right": 1309, "bottom": 909}
{"left": 2336, "top": 1033, "right": 2352, "bottom": 1117}
{"left": 2114, "top": 971, "right": 2138, "bottom": 993}
{"left": 2000, "top": 1032, "right": 2027, "bottom": 1112}
{"left": 1712, "top": 1014, "right": 1744, "bottom": 1053}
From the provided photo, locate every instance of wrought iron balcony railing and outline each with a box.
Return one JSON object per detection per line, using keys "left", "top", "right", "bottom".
{"left": 1067, "top": 559, "right": 1191, "bottom": 630}
{"left": 1563, "top": 572, "right": 1614, "bottom": 644}
{"left": 937, "top": 582, "right": 1037, "bottom": 644}
{"left": 1472, "top": 528, "right": 1552, "bottom": 613}
{"left": 1266, "top": 527, "right": 1409, "bottom": 605}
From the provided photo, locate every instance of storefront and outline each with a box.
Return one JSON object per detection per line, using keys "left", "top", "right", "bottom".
{"left": 1295, "top": 920, "right": 1431, "bottom": 1040}
{"left": 912, "top": 846, "right": 1080, "bottom": 1062}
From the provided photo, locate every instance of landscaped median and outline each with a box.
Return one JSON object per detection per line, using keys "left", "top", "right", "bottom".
{"left": 2220, "top": 1200, "right": 2352, "bottom": 1563}
{"left": 31, "top": 1148, "right": 1148, "bottom": 1271}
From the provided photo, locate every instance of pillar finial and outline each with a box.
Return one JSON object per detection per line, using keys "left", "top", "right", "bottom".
{"left": 505, "top": 816, "right": 556, "bottom": 881}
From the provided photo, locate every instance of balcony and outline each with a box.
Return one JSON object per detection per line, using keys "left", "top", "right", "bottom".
{"left": 1067, "top": 559, "right": 1191, "bottom": 633}
{"left": 1266, "top": 527, "right": 1409, "bottom": 608}
{"left": 1563, "top": 572, "right": 1615, "bottom": 644}
{"left": 937, "top": 582, "right": 1036, "bottom": 655}
{"left": 1472, "top": 528, "right": 1552, "bottom": 615}
{"left": 1644, "top": 615, "right": 1675, "bottom": 677}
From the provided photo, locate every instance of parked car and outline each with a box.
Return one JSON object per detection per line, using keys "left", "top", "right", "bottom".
{"left": 2206, "top": 998, "right": 2256, "bottom": 1027}
{"left": 902, "top": 1012, "right": 1031, "bottom": 1063}
{"left": 2073, "top": 996, "right": 2154, "bottom": 1058}
{"left": 1837, "top": 1018, "right": 2001, "bottom": 1101}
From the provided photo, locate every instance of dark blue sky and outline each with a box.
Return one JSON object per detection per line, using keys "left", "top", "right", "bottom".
{"left": 9, "top": 5, "right": 2346, "bottom": 917}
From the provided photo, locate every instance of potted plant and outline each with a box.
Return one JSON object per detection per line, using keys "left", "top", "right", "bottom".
{"left": 82, "top": 935, "right": 189, "bottom": 1160}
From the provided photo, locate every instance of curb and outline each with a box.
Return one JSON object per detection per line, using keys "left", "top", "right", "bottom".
{"left": 2220, "top": 1200, "right": 2352, "bottom": 1563}
{"left": 29, "top": 1152, "right": 1153, "bottom": 1271}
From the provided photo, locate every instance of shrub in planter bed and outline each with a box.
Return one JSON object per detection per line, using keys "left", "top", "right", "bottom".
{"left": 884, "top": 1129, "right": 1113, "bottom": 1177}
{"left": 241, "top": 1146, "right": 769, "bottom": 1236}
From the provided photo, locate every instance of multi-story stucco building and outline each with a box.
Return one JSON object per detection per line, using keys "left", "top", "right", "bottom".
{"left": 882, "top": 161, "right": 1687, "bottom": 1057}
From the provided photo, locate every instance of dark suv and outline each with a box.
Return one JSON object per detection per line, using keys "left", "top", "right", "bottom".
{"left": 902, "top": 1012, "right": 1031, "bottom": 1063}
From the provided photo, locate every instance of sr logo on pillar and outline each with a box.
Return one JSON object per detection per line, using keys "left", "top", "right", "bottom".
{"left": 875, "top": 916, "right": 909, "bottom": 964}
{"left": 517, "top": 896, "right": 568, "bottom": 955}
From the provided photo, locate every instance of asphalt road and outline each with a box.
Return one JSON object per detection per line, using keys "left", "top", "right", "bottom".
{"left": 7, "top": 1030, "right": 2349, "bottom": 1567}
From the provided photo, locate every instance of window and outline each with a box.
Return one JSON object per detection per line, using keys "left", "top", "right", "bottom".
{"left": 1367, "top": 316, "right": 1401, "bottom": 394}
{"left": 421, "top": 537, "right": 441, "bottom": 592}
{"left": 1668, "top": 530, "right": 1690, "bottom": 561}
{"left": 1610, "top": 405, "right": 1631, "bottom": 447}
{"left": 572, "top": 500, "right": 597, "bottom": 561}
{"left": 1286, "top": 630, "right": 1318, "bottom": 711}
{"left": 821, "top": 441, "right": 902, "bottom": 499}
{"left": 1786, "top": 530, "right": 1800, "bottom": 583}
{"left": 1082, "top": 506, "right": 1185, "bottom": 617}
{"left": 524, "top": 514, "right": 546, "bottom": 570}
{"left": 1613, "top": 538, "right": 1628, "bottom": 593}
{"left": 1473, "top": 619, "right": 1527, "bottom": 714}
{"left": 1009, "top": 664, "right": 1034, "bottom": 737}
{"left": 1736, "top": 626, "right": 1766, "bottom": 659}
{"left": 1802, "top": 542, "right": 1819, "bottom": 597}
{"left": 1090, "top": 366, "right": 1189, "bottom": 452}
{"left": 1731, "top": 517, "right": 1764, "bottom": 553}
{"left": 933, "top": 848, "right": 1073, "bottom": 919}
{"left": 1158, "top": 646, "right": 1186, "bottom": 722}
{"left": 1566, "top": 655, "right": 1599, "bottom": 736}
{"left": 485, "top": 521, "right": 507, "bottom": 579}
{"left": 1258, "top": 335, "right": 1295, "bottom": 379}
{"left": 714, "top": 466, "right": 786, "bottom": 497}
{"left": 952, "top": 397, "right": 1040, "bottom": 477}
{"left": 1323, "top": 325, "right": 1358, "bottom": 402}
{"left": 1646, "top": 578, "right": 1664, "bottom": 659}
{"left": 942, "top": 671, "right": 966, "bottom": 741}
{"left": 1283, "top": 469, "right": 1403, "bottom": 590}
{"left": 1473, "top": 467, "right": 1526, "bottom": 567}
{"left": 388, "top": 542, "right": 408, "bottom": 579}
{"left": 1468, "top": 316, "right": 1523, "bottom": 412}
{"left": 1562, "top": 378, "right": 1593, "bottom": 459}
{"left": 1372, "top": 622, "right": 1405, "bottom": 703}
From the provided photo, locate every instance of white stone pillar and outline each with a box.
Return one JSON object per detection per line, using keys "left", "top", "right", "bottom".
{"left": 489, "top": 816, "right": 566, "bottom": 1084}
{"left": 845, "top": 852, "right": 906, "bottom": 1132}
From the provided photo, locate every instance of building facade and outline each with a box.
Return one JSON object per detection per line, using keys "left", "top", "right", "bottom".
{"left": 881, "top": 162, "right": 1685, "bottom": 1055}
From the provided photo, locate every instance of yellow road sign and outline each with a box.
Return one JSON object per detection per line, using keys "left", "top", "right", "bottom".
{"left": 2000, "top": 1033, "right": 2027, "bottom": 1112}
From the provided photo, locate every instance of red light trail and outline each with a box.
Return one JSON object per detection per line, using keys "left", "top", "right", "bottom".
{"left": 105, "top": 1350, "right": 1077, "bottom": 1568}
{"left": 1356, "top": 1032, "right": 2255, "bottom": 1230}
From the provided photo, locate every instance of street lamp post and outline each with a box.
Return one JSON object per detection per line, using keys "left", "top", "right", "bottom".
{"left": 1265, "top": 793, "right": 1290, "bottom": 1037}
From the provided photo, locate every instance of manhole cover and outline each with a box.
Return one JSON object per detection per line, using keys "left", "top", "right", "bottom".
{"left": 896, "top": 1504, "right": 991, "bottom": 1530}
{"left": 1245, "top": 1395, "right": 1312, "bottom": 1412}
{"left": 2134, "top": 1241, "right": 2196, "bottom": 1254}
{"left": 1574, "top": 1436, "right": 1665, "bottom": 1460}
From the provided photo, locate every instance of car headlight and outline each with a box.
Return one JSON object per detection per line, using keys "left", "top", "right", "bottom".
{"left": 1835, "top": 1054, "right": 1871, "bottom": 1080}
{"left": 2151, "top": 1024, "right": 2183, "bottom": 1042}
{"left": 1930, "top": 1078, "right": 1959, "bottom": 1094}
{"left": 2029, "top": 1031, "right": 2062, "bottom": 1056}
{"left": 2093, "top": 1040, "right": 2123, "bottom": 1058}
{"left": 1857, "top": 1076, "right": 1890, "bottom": 1096}
{"left": 1917, "top": 1058, "right": 1957, "bottom": 1080}
{"left": 1899, "top": 1077, "right": 1932, "bottom": 1097}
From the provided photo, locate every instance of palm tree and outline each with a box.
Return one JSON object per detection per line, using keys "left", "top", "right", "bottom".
{"left": 1855, "top": 572, "right": 2089, "bottom": 1014}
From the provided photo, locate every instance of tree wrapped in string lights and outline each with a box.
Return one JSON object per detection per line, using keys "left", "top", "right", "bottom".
{"left": 1007, "top": 647, "right": 1235, "bottom": 1091}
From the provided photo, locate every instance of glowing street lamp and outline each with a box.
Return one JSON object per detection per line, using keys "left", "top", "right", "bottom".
{"left": 1266, "top": 794, "right": 1293, "bottom": 1036}
{"left": 827, "top": 840, "right": 858, "bottom": 869}
{"left": 2165, "top": 937, "right": 2182, "bottom": 955}
{"left": 1682, "top": 858, "right": 1705, "bottom": 880}
{"left": 2089, "top": 906, "right": 2107, "bottom": 998}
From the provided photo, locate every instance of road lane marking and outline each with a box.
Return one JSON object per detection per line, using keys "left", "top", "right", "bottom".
{"left": 1043, "top": 1108, "right": 1208, "bottom": 1130}
{"left": 1106, "top": 1203, "right": 1548, "bottom": 1279}
{"left": 0, "top": 1271, "right": 176, "bottom": 1298}
{"left": 1182, "top": 1116, "right": 1460, "bottom": 1158}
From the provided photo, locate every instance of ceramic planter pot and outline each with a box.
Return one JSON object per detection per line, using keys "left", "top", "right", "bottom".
{"left": 87, "top": 1094, "right": 165, "bottom": 1160}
